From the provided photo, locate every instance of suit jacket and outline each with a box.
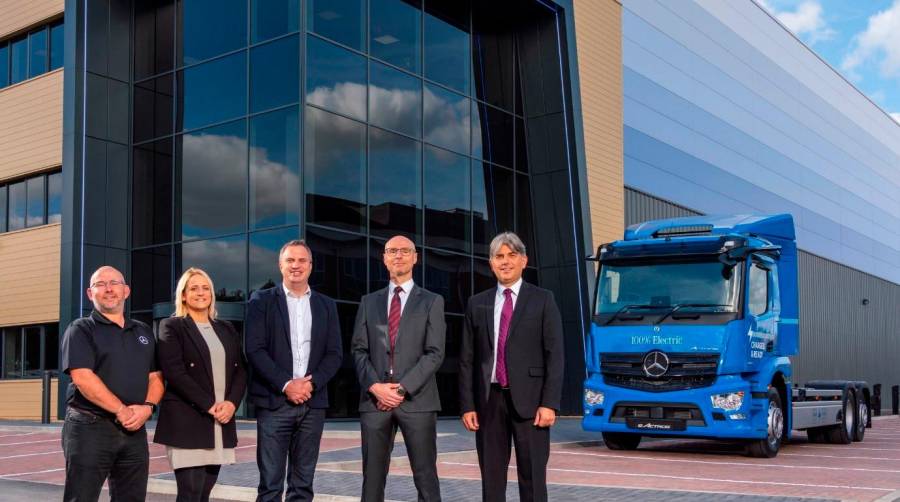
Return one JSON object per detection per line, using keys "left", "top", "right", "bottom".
{"left": 459, "top": 281, "right": 564, "bottom": 419}
{"left": 351, "top": 285, "right": 446, "bottom": 413}
{"left": 244, "top": 286, "right": 343, "bottom": 410}
{"left": 153, "top": 316, "right": 247, "bottom": 449}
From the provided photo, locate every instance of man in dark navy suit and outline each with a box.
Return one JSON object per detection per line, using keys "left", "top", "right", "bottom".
{"left": 245, "top": 240, "right": 343, "bottom": 502}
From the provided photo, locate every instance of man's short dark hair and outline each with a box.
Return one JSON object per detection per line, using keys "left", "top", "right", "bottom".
{"left": 279, "top": 239, "right": 313, "bottom": 261}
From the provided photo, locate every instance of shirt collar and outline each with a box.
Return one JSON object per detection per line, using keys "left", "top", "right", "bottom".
{"left": 496, "top": 278, "right": 523, "bottom": 297}
{"left": 283, "top": 283, "right": 311, "bottom": 299}
{"left": 389, "top": 279, "right": 414, "bottom": 295}
{"left": 90, "top": 309, "right": 134, "bottom": 329}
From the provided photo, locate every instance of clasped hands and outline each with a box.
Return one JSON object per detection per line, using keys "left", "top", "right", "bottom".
{"left": 284, "top": 375, "right": 314, "bottom": 405}
{"left": 207, "top": 401, "right": 237, "bottom": 424}
{"left": 369, "top": 382, "right": 405, "bottom": 412}
{"left": 461, "top": 406, "right": 556, "bottom": 432}
{"left": 115, "top": 404, "right": 153, "bottom": 431}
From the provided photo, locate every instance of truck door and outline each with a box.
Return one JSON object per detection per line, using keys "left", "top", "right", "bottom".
{"left": 747, "top": 256, "right": 778, "bottom": 370}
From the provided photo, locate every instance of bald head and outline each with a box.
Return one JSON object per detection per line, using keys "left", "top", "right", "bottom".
{"left": 89, "top": 266, "right": 125, "bottom": 286}
{"left": 87, "top": 265, "right": 130, "bottom": 315}
{"left": 383, "top": 235, "right": 418, "bottom": 284}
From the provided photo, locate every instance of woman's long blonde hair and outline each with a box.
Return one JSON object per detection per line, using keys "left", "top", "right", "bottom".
{"left": 173, "top": 267, "right": 218, "bottom": 319}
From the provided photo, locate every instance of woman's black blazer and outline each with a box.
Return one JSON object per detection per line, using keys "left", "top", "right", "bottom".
{"left": 153, "top": 316, "right": 247, "bottom": 449}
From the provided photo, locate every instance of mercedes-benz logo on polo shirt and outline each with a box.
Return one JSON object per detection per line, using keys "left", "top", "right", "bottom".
{"left": 138, "top": 335, "right": 150, "bottom": 345}
{"left": 642, "top": 350, "right": 669, "bottom": 378}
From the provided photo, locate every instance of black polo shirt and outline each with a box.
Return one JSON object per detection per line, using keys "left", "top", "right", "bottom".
{"left": 61, "top": 310, "right": 157, "bottom": 417}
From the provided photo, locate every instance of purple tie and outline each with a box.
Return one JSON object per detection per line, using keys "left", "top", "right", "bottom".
{"left": 388, "top": 286, "right": 403, "bottom": 350}
{"left": 496, "top": 288, "right": 513, "bottom": 387}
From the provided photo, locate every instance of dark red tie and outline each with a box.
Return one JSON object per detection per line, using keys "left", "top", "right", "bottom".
{"left": 388, "top": 286, "right": 403, "bottom": 350}
{"left": 496, "top": 288, "right": 513, "bottom": 387}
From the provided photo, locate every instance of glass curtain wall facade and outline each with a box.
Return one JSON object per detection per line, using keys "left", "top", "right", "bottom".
{"left": 66, "top": 0, "right": 578, "bottom": 418}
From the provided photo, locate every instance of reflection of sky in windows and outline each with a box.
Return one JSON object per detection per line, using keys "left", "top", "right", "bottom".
{"left": 250, "top": 107, "right": 300, "bottom": 229}
{"left": 251, "top": 0, "right": 299, "bottom": 44}
{"left": 306, "top": 36, "right": 366, "bottom": 120}
{"left": 369, "top": 128, "right": 420, "bottom": 208}
{"left": 250, "top": 35, "right": 299, "bottom": 114}
{"left": 307, "top": 0, "right": 365, "bottom": 51}
{"left": 8, "top": 182, "right": 25, "bottom": 230}
{"left": 369, "top": 61, "right": 421, "bottom": 137}
{"left": 180, "top": 0, "right": 246, "bottom": 65}
{"left": 249, "top": 226, "right": 300, "bottom": 293}
{"left": 424, "top": 12, "right": 469, "bottom": 95}
{"left": 181, "top": 234, "right": 247, "bottom": 301}
{"left": 304, "top": 106, "right": 365, "bottom": 205}
{"left": 424, "top": 83, "right": 469, "bottom": 154}
{"left": 180, "top": 53, "right": 246, "bottom": 131}
{"left": 370, "top": 0, "right": 421, "bottom": 74}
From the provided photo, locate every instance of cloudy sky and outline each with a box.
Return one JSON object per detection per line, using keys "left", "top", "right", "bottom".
{"left": 757, "top": 0, "right": 900, "bottom": 124}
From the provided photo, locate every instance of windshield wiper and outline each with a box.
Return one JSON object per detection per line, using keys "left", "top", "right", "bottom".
{"left": 603, "top": 304, "right": 660, "bottom": 326}
{"left": 654, "top": 303, "right": 732, "bottom": 324}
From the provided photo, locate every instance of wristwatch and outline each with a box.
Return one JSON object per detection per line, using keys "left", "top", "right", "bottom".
{"left": 144, "top": 401, "right": 158, "bottom": 412}
{"left": 396, "top": 385, "right": 406, "bottom": 397}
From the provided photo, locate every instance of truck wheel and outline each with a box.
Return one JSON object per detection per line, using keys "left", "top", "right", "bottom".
{"left": 853, "top": 394, "right": 868, "bottom": 442}
{"left": 806, "top": 426, "right": 827, "bottom": 443}
{"left": 826, "top": 390, "right": 855, "bottom": 444}
{"left": 602, "top": 432, "right": 641, "bottom": 450}
{"left": 747, "top": 388, "right": 784, "bottom": 458}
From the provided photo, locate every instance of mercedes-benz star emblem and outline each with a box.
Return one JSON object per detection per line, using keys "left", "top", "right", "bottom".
{"left": 642, "top": 350, "right": 670, "bottom": 378}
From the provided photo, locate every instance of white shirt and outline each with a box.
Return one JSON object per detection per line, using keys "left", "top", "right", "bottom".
{"left": 386, "top": 279, "right": 414, "bottom": 319}
{"left": 491, "top": 278, "right": 522, "bottom": 383}
{"left": 283, "top": 283, "right": 312, "bottom": 388}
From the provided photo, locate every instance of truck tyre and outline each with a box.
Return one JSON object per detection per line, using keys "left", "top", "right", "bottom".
{"left": 853, "top": 393, "right": 868, "bottom": 442}
{"left": 826, "top": 390, "right": 854, "bottom": 444}
{"left": 747, "top": 388, "right": 784, "bottom": 458}
{"left": 806, "top": 426, "right": 827, "bottom": 443}
{"left": 602, "top": 432, "right": 641, "bottom": 450}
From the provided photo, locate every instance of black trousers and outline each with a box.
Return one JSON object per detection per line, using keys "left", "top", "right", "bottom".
{"left": 61, "top": 408, "right": 149, "bottom": 502}
{"left": 476, "top": 386, "right": 549, "bottom": 502}
{"left": 360, "top": 407, "right": 440, "bottom": 502}
{"left": 174, "top": 464, "right": 221, "bottom": 502}
{"left": 255, "top": 402, "right": 326, "bottom": 502}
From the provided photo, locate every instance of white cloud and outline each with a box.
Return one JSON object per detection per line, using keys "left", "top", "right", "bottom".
{"left": 842, "top": 1, "right": 900, "bottom": 80}
{"left": 759, "top": 0, "right": 836, "bottom": 45}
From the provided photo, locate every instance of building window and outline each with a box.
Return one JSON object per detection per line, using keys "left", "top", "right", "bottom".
{"left": 0, "top": 19, "right": 64, "bottom": 90}
{"left": 0, "top": 170, "right": 61, "bottom": 233}
{"left": 0, "top": 323, "right": 58, "bottom": 379}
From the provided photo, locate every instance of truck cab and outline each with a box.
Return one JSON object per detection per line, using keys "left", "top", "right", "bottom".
{"left": 582, "top": 214, "right": 868, "bottom": 457}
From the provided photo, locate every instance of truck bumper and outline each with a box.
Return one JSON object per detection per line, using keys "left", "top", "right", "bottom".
{"left": 581, "top": 373, "right": 767, "bottom": 440}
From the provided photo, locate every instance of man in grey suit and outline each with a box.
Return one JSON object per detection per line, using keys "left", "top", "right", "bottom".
{"left": 352, "top": 235, "right": 446, "bottom": 502}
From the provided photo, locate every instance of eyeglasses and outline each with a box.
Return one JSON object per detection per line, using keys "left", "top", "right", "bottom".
{"left": 384, "top": 247, "right": 415, "bottom": 256}
{"left": 91, "top": 280, "right": 125, "bottom": 289}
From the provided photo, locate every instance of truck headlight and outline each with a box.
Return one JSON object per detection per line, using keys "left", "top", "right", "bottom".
{"left": 711, "top": 391, "right": 744, "bottom": 411}
{"left": 584, "top": 389, "right": 605, "bottom": 406}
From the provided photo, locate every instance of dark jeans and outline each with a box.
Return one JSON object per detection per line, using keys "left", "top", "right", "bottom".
{"left": 256, "top": 402, "right": 326, "bottom": 502}
{"left": 174, "top": 465, "right": 221, "bottom": 502}
{"left": 61, "top": 407, "right": 149, "bottom": 502}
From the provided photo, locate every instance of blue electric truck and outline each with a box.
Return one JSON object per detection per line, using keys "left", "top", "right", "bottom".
{"left": 581, "top": 214, "right": 871, "bottom": 457}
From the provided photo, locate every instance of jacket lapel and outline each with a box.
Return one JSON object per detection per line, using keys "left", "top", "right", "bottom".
{"left": 183, "top": 317, "right": 214, "bottom": 386}
{"left": 507, "top": 281, "right": 532, "bottom": 338}
{"left": 274, "top": 286, "right": 293, "bottom": 349}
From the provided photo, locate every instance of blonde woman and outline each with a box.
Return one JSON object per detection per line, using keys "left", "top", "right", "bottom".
{"left": 154, "top": 268, "right": 247, "bottom": 502}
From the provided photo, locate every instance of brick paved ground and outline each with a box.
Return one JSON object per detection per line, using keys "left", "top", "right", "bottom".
{"left": 0, "top": 416, "right": 899, "bottom": 501}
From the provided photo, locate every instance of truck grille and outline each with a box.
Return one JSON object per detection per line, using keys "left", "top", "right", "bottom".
{"left": 600, "top": 352, "right": 719, "bottom": 392}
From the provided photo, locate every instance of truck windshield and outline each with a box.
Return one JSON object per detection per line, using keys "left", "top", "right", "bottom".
{"left": 596, "top": 259, "right": 740, "bottom": 317}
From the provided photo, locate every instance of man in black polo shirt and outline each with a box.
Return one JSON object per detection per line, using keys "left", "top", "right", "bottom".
{"left": 61, "top": 265, "right": 164, "bottom": 502}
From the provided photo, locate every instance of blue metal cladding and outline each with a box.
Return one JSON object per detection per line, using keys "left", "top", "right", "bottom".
{"left": 622, "top": 0, "right": 900, "bottom": 285}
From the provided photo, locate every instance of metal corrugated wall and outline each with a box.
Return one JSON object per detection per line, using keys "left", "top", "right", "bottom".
{"left": 624, "top": 188, "right": 900, "bottom": 398}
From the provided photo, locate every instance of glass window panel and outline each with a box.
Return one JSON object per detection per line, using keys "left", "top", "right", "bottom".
{"left": 424, "top": 4, "right": 469, "bottom": 94}
{"left": 368, "top": 127, "right": 421, "bottom": 241}
{"left": 0, "top": 44, "right": 9, "bottom": 87}
{"left": 0, "top": 186, "right": 6, "bottom": 232}
{"left": 369, "top": 237, "right": 422, "bottom": 293}
{"left": 424, "top": 83, "right": 468, "bottom": 154}
{"left": 10, "top": 37, "right": 28, "bottom": 84}
{"left": 47, "top": 172, "right": 62, "bottom": 224}
{"left": 424, "top": 146, "right": 469, "bottom": 253}
{"left": 472, "top": 102, "right": 513, "bottom": 167}
{"left": 328, "top": 303, "right": 363, "bottom": 417}
{"left": 423, "top": 248, "right": 469, "bottom": 314}
{"left": 177, "top": 120, "right": 247, "bottom": 239}
{"left": 516, "top": 173, "right": 536, "bottom": 266}
{"left": 23, "top": 327, "right": 42, "bottom": 377}
{"left": 472, "top": 4, "right": 514, "bottom": 111}
{"left": 4, "top": 329, "right": 22, "bottom": 378}
{"left": 134, "top": 73, "right": 174, "bottom": 143}
{"left": 250, "top": 107, "right": 300, "bottom": 229}
{"left": 306, "top": 226, "right": 367, "bottom": 302}
{"left": 252, "top": 0, "right": 299, "bottom": 43}
{"left": 8, "top": 181, "right": 26, "bottom": 231}
{"left": 43, "top": 323, "right": 59, "bottom": 371}
{"left": 515, "top": 117, "right": 528, "bottom": 173}
{"left": 25, "top": 176, "right": 46, "bottom": 227}
{"left": 28, "top": 28, "right": 48, "bottom": 78}
{"left": 130, "top": 245, "right": 172, "bottom": 311}
{"left": 370, "top": 0, "right": 421, "bottom": 73}
{"left": 178, "top": 0, "right": 247, "bottom": 65}
{"left": 472, "top": 162, "right": 513, "bottom": 256}
{"left": 179, "top": 235, "right": 247, "bottom": 302}
{"left": 306, "top": 36, "right": 366, "bottom": 121}
{"left": 133, "top": 139, "right": 173, "bottom": 246}
{"left": 473, "top": 258, "right": 494, "bottom": 294}
{"left": 304, "top": 106, "right": 366, "bottom": 233}
{"left": 307, "top": 0, "right": 365, "bottom": 51}
{"left": 250, "top": 35, "right": 299, "bottom": 113}
{"left": 249, "top": 226, "right": 299, "bottom": 294}
{"left": 177, "top": 51, "right": 246, "bottom": 131}
{"left": 369, "top": 61, "right": 421, "bottom": 137}
{"left": 50, "top": 21, "right": 64, "bottom": 70}
{"left": 134, "top": 0, "right": 175, "bottom": 79}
